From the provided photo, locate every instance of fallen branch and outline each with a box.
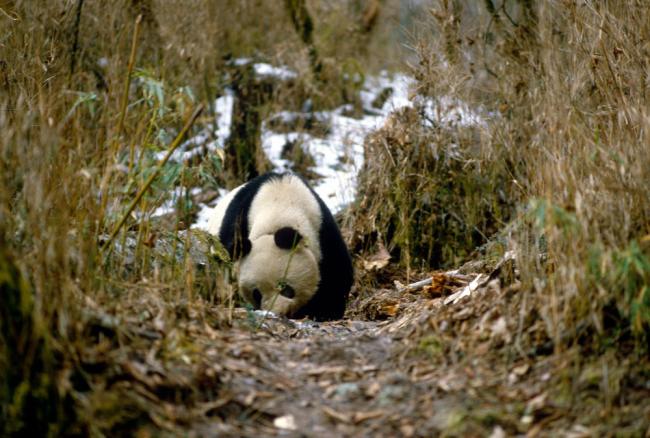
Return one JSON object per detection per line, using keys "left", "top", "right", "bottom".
{"left": 444, "top": 251, "right": 517, "bottom": 305}
{"left": 396, "top": 271, "right": 473, "bottom": 294}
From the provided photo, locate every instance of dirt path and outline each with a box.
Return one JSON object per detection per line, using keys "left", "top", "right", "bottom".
{"left": 187, "top": 281, "right": 506, "bottom": 438}
{"left": 208, "top": 318, "right": 397, "bottom": 436}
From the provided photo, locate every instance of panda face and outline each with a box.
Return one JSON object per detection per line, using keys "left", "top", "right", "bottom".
{"left": 238, "top": 228, "right": 319, "bottom": 317}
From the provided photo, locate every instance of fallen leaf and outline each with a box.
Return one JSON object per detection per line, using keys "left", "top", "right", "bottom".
{"left": 491, "top": 316, "right": 510, "bottom": 342}
{"left": 513, "top": 363, "right": 530, "bottom": 376}
{"left": 422, "top": 272, "right": 466, "bottom": 297}
{"left": 307, "top": 365, "right": 346, "bottom": 376}
{"left": 379, "top": 302, "right": 399, "bottom": 317}
{"left": 526, "top": 392, "right": 547, "bottom": 412}
{"left": 363, "top": 242, "right": 391, "bottom": 271}
{"left": 366, "top": 381, "right": 381, "bottom": 397}
{"left": 400, "top": 424, "right": 415, "bottom": 437}
{"left": 489, "top": 425, "right": 506, "bottom": 438}
{"left": 565, "top": 424, "right": 592, "bottom": 438}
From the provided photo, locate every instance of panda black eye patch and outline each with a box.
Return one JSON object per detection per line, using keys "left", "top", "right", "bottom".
{"left": 279, "top": 284, "right": 295, "bottom": 299}
{"left": 274, "top": 227, "right": 303, "bottom": 250}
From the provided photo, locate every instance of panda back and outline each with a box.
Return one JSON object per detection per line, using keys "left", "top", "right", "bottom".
{"left": 247, "top": 174, "right": 322, "bottom": 260}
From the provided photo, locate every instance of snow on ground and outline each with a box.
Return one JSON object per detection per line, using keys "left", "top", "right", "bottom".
{"left": 193, "top": 188, "right": 228, "bottom": 230}
{"left": 252, "top": 63, "right": 297, "bottom": 81}
{"left": 148, "top": 90, "right": 233, "bottom": 223}
{"left": 155, "top": 91, "right": 234, "bottom": 163}
{"left": 261, "top": 72, "right": 416, "bottom": 214}
{"left": 151, "top": 67, "right": 488, "bottom": 229}
{"left": 417, "top": 95, "right": 487, "bottom": 128}
{"left": 151, "top": 186, "right": 203, "bottom": 218}
{"left": 260, "top": 71, "right": 486, "bottom": 214}
{"left": 230, "top": 58, "right": 298, "bottom": 81}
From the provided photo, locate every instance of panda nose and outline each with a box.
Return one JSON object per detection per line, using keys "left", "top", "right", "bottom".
{"left": 252, "top": 288, "right": 262, "bottom": 309}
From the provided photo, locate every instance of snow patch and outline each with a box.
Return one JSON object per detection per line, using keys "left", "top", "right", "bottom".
{"left": 262, "top": 72, "right": 416, "bottom": 214}
{"left": 253, "top": 63, "right": 297, "bottom": 81}
{"left": 155, "top": 91, "right": 234, "bottom": 163}
{"left": 417, "top": 95, "right": 486, "bottom": 128}
{"left": 230, "top": 58, "right": 297, "bottom": 81}
{"left": 189, "top": 70, "right": 488, "bottom": 228}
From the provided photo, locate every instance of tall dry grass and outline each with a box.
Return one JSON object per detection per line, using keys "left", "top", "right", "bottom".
{"left": 356, "top": 1, "right": 650, "bottom": 352}
{"left": 475, "top": 1, "right": 650, "bottom": 352}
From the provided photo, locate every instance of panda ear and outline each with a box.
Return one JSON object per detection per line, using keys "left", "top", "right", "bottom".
{"left": 274, "top": 227, "right": 302, "bottom": 250}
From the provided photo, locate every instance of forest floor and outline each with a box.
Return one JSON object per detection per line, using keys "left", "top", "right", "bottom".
{"left": 98, "top": 65, "right": 648, "bottom": 435}
{"left": 97, "top": 250, "right": 649, "bottom": 438}
{"left": 188, "top": 284, "right": 510, "bottom": 438}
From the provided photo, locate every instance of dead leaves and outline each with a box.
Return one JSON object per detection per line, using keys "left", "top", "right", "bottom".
{"left": 273, "top": 414, "right": 297, "bottom": 430}
{"left": 393, "top": 250, "right": 520, "bottom": 306}
{"left": 378, "top": 300, "right": 400, "bottom": 317}
{"left": 322, "top": 406, "right": 385, "bottom": 424}
{"left": 422, "top": 272, "right": 468, "bottom": 298}
{"left": 362, "top": 242, "right": 391, "bottom": 272}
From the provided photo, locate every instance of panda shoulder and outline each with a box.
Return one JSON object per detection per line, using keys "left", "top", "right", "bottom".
{"left": 206, "top": 185, "right": 244, "bottom": 236}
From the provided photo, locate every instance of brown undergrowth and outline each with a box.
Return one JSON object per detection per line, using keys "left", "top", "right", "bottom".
{"left": 2, "top": 1, "right": 649, "bottom": 436}
{"left": 0, "top": 0, "right": 410, "bottom": 435}
{"left": 353, "top": 0, "right": 650, "bottom": 354}
{"left": 348, "top": 1, "right": 650, "bottom": 434}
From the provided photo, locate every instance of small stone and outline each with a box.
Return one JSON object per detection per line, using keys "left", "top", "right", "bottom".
{"left": 274, "top": 414, "right": 297, "bottom": 430}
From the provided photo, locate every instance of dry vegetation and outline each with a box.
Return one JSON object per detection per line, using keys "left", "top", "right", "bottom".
{"left": 352, "top": 0, "right": 650, "bottom": 433}
{"left": 1, "top": 0, "right": 649, "bottom": 436}
{"left": 406, "top": 0, "right": 650, "bottom": 352}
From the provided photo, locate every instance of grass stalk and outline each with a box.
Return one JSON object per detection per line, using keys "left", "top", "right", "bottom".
{"left": 116, "top": 13, "right": 143, "bottom": 142}
{"left": 101, "top": 103, "right": 204, "bottom": 253}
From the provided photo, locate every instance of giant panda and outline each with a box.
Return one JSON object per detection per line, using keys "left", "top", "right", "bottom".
{"left": 207, "top": 172, "right": 353, "bottom": 321}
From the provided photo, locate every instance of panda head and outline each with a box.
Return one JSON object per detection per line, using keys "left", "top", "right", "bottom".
{"left": 237, "top": 226, "right": 319, "bottom": 317}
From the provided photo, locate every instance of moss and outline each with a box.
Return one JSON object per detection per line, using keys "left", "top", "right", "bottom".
{"left": 0, "top": 245, "right": 74, "bottom": 436}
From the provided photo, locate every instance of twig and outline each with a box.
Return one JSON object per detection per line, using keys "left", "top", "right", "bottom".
{"left": 69, "top": 0, "right": 85, "bottom": 79}
{"left": 397, "top": 271, "right": 473, "bottom": 293}
{"left": 0, "top": 7, "right": 19, "bottom": 21}
{"left": 598, "top": 30, "right": 632, "bottom": 127}
{"left": 443, "top": 273, "right": 489, "bottom": 305}
{"left": 97, "top": 14, "right": 143, "bottom": 235}
{"left": 116, "top": 14, "right": 142, "bottom": 142}
{"left": 101, "top": 104, "right": 204, "bottom": 253}
{"left": 397, "top": 277, "right": 433, "bottom": 293}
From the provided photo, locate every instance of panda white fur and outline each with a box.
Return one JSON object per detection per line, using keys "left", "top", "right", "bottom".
{"left": 207, "top": 172, "right": 353, "bottom": 321}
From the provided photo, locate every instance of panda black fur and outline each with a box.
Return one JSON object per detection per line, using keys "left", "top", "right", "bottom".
{"left": 207, "top": 172, "right": 353, "bottom": 321}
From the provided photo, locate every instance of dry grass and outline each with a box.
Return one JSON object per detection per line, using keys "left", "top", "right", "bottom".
{"left": 0, "top": 0, "right": 407, "bottom": 434}
{"left": 356, "top": 0, "right": 650, "bottom": 351}
{"left": 2, "top": 0, "right": 649, "bottom": 435}
{"left": 350, "top": 4, "right": 650, "bottom": 420}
